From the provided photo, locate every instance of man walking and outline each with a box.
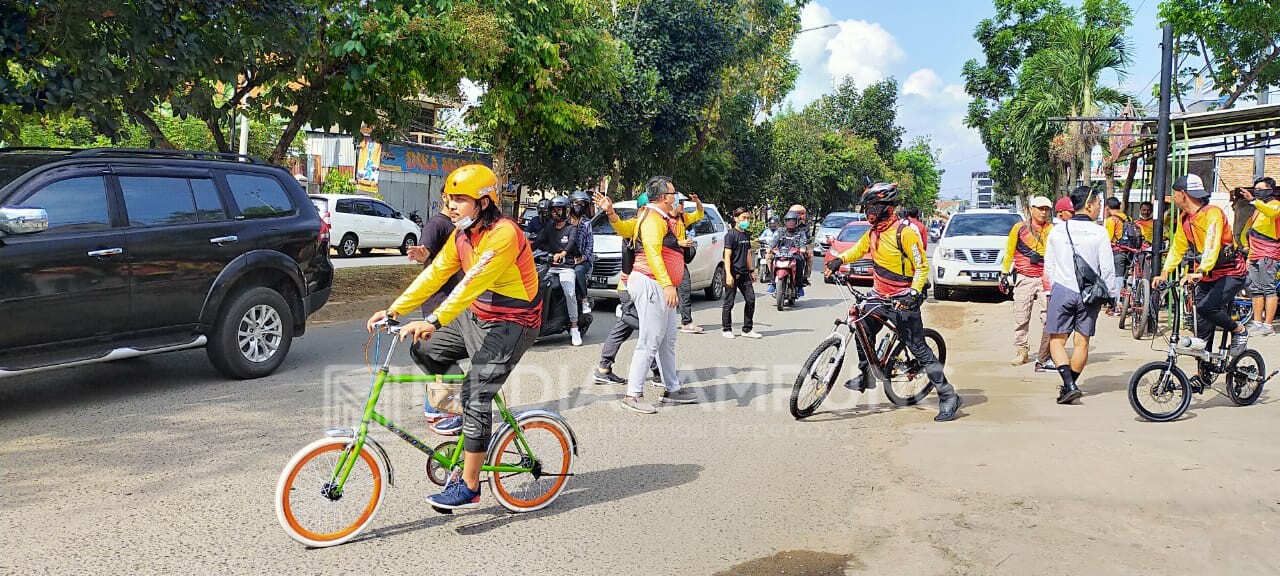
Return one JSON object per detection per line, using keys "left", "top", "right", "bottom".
{"left": 621, "top": 177, "right": 698, "bottom": 413}
{"left": 722, "top": 208, "right": 762, "bottom": 339}
{"left": 1042, "top": 186, "right": 1118, "bottom": 404}
{"left": 1001, "top": 196, "right": 1054, "bottom": 370}
{"left": 591, "top": 192, "right": 662, "bottom": 385}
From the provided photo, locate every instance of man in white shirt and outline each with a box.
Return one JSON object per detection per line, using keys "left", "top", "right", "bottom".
{"left": 1042, "top": 186, "right": 1118, "bottom": 404}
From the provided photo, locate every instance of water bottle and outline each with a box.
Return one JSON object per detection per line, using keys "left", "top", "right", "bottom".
{"left": 875, "top": 335, "right": 892, "bottom": 360}
{"left": 1176, "top": 336, "right": 1207, "bottom": 351}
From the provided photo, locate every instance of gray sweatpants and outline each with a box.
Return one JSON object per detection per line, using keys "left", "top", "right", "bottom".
{"left": 626, "top": 272, "right": 680, "bottom": 397}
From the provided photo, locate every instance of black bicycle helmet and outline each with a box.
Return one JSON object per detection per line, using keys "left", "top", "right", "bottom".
{"left": 768, "top": 216, "right": 780, "bottom": 225}
{"left": 860, "top": 182, "right": 899, "bottom": 206}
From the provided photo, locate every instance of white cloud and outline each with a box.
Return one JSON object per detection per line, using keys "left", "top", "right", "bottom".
{"left": 903, "top": 69, "right": 942, "bottom": 98}
{"left": 785, "top": 3, "right": 903, "bottom": 110}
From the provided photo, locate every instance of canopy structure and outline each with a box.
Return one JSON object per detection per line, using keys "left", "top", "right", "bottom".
{"left": 1115, "top": 103, "right": 1280, "bottom": 162}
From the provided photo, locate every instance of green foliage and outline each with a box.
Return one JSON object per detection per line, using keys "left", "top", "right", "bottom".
{"left": 810, "top": 77, "right": 905, "bottom": 161}
{"left": 1159, "top": 0, "right": 1280, "bottom": 109}
{"left": 321, "top": 169, "right": 357, "bottom": 196}
{"left": 765, "top": 107, "right": 892, "bottom": 216}
{"left": 893, "top": 138, "right": 942, "bottom": 214}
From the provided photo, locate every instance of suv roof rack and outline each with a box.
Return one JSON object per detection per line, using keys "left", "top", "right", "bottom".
{"left": 66, "top": 148, "right": 264, "bottom": 164}
{"left": 0, "top": 147, "right": 80, "bottom": 154}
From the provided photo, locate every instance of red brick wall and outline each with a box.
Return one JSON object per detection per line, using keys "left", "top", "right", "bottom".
{"left": 1217, "top": 155, "right": 1280, "bottom": 194}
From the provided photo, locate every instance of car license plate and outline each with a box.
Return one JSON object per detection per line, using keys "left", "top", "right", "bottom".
{"left": 970, "top": 271, "right": 999, "bottom": 281}
{"left": 589, "top": 275, "right": 610, "bottom": 288}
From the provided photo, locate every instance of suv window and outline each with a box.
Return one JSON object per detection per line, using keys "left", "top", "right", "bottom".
{"left": 119, "top": 176, "right": 209, "bottom": 227}
{"left": 191, "top": 179, "right": 227, "bottom": 221}
{"left": 17, "top": 176, "right": 112, "bottom": 234}
{"left": 225, "top": 173, "right": 294, "bottom": 219}
{"left": 371, "top": 201, "right": 397, "bottom": 218}
{"left": 690, "top": 207, "right": 720, "bottom": 235}
{"left": 944, "top": 214, "right": 1022, "bottom": 238}
{"left": 353, "top": 200, "right": 375, "bottom": 216}
{"left": 335, "top": 199, "right": 354, "bottom": 214}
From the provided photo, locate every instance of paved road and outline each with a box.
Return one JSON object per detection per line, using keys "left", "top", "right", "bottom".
{"left": 3, "top": 275, "right": 1279, "bottom": 575}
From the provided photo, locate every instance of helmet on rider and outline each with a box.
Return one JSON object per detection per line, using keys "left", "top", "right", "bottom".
{"left": 767, "top": 216, "right": 780, "bottom": 228}
{"left": 859, "top": 182, "right": 899, "bottom": 227}
{"left": 782, "top": 210, "right": 801, "bottom": 229}
{"left": 788, "top": 204, "right": 808, "bottom": 223}
{"left": 549, "top": 196, "right": 569, "bottom": 221}
{"left": 444, "top": 164, "right": 500, "bottom": 231}
{"left": 536, "top": 198, "right": 551, "bottom": 220}
{"left": 569, "top": 190, "right": 593, "bottom": 218}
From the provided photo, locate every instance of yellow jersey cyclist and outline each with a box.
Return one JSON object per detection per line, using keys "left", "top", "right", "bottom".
{"left": 1239, "top": 177, "right": 1279, "bottom": 335}
{"left": 825, "top": 183, "right": 962, "bottom": 422}
{"left": 366, "top": 164, "right": 542, "bottom": 511}
{"left": 1153, "top": 174, "right": 1250, "bottom": 364}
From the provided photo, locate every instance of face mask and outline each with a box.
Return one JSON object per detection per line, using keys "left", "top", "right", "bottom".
{"left": 1257, "top": 189, "right": 1275, "bottom": 201}
{"left": 454, "top": 214, "right": 476, "bottom": 230}
{"left": 737, "top": 221, "right": 751, "bottom": 230}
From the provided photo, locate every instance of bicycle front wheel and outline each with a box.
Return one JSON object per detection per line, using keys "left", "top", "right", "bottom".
{"left": 489, "top": 416, "right": 574, "bottom": 513}
{"left": 790, "top": 335, "right": 844, "bottom": 419}
{"left": 1117, "top": 285, "right": 1132, "bottom": 330}
{"left": 883, "top": 329, "right": 945, "bottom": 406}
{"left": 1225, "top": 349, "right": 1265, "bottom": 406}
{"left": 276, "top": 437, "right": 386, "bottom": 547}
{"left": 1128, "top": 361, "right": 1191, "bottom": 422}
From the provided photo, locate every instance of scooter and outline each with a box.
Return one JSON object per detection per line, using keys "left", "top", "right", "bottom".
{"left": 771, "top": 242, "right": 803, "bottom": 311}
{"left": 408, "top": 209, "right": 423, "bottom": 227}
{"left": 533, "top": 250, "right": 593, "bottom": 340}
{"left": 754, "top": 245, "right": 770, "bottom": 280}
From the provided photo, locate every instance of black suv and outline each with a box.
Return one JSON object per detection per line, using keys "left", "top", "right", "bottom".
{"left": 0, "top": 148, "right": 333, "bottom": 379}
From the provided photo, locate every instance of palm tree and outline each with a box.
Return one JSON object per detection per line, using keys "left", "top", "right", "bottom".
{"left": 1006, "top": 16, "right": 1131, "bottom": 196}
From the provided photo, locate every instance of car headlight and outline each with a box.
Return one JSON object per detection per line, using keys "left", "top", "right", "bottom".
{"left": 938, "top": 248, "right": 955, "bottom": 261}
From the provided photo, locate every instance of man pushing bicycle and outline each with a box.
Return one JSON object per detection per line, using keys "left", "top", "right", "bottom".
{"left": 366, "top": 164, "right": 542, "bottom": 511}
{"left": 825, "top": 183, "right": 963, "bottom": 422}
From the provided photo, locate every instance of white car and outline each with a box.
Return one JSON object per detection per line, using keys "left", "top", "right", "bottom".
{"left": 311, "top": 194, "right": 421, "bottom": 258}
{"left": 814, "top": 211, "right": 865, "bottom": 256}
{"left": 930, "top": 209, "right": 1024, "bottom": 300}
{"left": 587, "top": 201, "right": 728, "bottom": 301}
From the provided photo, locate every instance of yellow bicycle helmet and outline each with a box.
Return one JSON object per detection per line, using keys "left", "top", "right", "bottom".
{"left": 444, "top": 164, "right": 499, "bottom": 206}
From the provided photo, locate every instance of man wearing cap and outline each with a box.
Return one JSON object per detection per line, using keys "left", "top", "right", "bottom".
{"left": 1154, "top": 174, "right": 1251, "bottom": 368}
{"left": 1001, "top": 196, "right": 1055, "bottom": 369}
{"left": 1053, "top": 196, "right": 1075, "bottom": 225}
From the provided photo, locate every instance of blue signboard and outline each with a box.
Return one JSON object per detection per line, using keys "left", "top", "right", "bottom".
{"left": 380, "top": 145, "right": 491, "bottom": 177}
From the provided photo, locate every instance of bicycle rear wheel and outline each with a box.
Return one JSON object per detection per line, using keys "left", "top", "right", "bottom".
{"left": 1128, "top": 361, "right": 1191, "bottom": 422}
{"left": 1129, "top": 281, "right": 1152, "bottom": 340}
{"left": 276, "top": 437, "right": 386, "bottom": 547}
{"left": 790, "top": 335, "right": 844, "bottom": 419}
{"left": 1117, "top": 284, "right": 1132, "bottom": 330}
{"left": 1225, "top": 349, "right": 1265, "bottom": 406}
{"left": 882, "top": 329, "right": 945, "bottom": 406}
{"left": 489, "top": 416, "right": 574, "bottom": 512}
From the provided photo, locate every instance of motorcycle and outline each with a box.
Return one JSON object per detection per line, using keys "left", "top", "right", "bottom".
{"left": 754, "top": 245, "right": 770, "bottom": 280}
{"left": 770, "top": 242, "right": 803, "bottom": 311}
{"left": 533, "top": 250, "right": 593, "bottom": 340}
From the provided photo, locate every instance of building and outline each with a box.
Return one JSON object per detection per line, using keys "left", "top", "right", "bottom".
{"left": 969, "top": 171, "right": 994, "bottom": 209}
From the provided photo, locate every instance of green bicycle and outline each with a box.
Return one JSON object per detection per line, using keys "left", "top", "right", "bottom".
{"left": 275, "top": 319, "right": 578, "bottom": 547}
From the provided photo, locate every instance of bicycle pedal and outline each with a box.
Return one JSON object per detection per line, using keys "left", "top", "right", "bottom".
{"left": 431, "top": 505, "right": 454, "bottom": 515}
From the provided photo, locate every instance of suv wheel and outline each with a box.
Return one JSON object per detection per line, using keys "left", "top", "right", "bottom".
{"left": 399, "top": 234, "right": 417, "bottom": 256}
{"left": 338, "top": 234, "right": 359, "bottom": 258}
{"left": 207, "top": 286, "right": 295, "bottom": 379}
{"left": 704, "top": 265, "right": 726, "bottom": 300}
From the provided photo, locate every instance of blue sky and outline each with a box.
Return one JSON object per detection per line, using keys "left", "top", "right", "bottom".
{"left": 786, "top": 0, "right": 1166, "bottom": 200}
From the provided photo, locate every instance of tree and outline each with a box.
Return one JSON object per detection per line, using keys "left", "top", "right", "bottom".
{"left": 2, "top": 1, "right": 499, "bottom": 164}
{"left": 467, "top": 0, "right": 622, "bottom": 190}
{"left": 810, "top": 77, "right": 904, "bottom": 161}
{"left": 765, "top": 105, "right": 891, "bottom": 216}
{"left": 894, "top": 138, "right": 942, "bottom": 214}
{"left": 1161, "top": 0, "right": 1280, "bottom": 109}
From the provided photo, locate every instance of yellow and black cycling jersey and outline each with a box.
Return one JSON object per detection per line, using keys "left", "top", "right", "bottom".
{"left": 1241, "top": 198, "right": 1280, "bottom": 260}
{"left": 1161, "top": 204, "right": 1245, "bottom": 281}
{"left": 834, "top": 222, "right": 928, "bottom": 297}
{"left": 1104, "top": 213, "right": 1129, "bottom": 245}
{"left": 389, "top": 218, "right": 542, "bottom": 328}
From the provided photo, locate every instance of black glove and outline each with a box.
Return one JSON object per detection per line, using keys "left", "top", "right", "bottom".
{"left": 825, "top": 258, "right": 842, "bottom": 273}
{"left": 896, "top": 289, "right": 925, "bottom": 310}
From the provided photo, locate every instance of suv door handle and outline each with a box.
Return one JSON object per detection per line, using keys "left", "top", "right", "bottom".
{"left": 209, "top": 235, "right": 239, "bottom": 245}
{"left": 87, "top": 248, "right": 124, "bottom": 257}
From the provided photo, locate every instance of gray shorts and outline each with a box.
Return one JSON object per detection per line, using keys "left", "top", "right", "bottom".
{"left": 1247, "top": 258, "right": 1278, "bottom": 296}
{"left": 1047, "top": 283, "right": 1102, "bottom": 337}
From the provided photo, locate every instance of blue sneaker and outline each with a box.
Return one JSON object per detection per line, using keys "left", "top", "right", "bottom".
{"left": 767, "top": 284, "right": 775, "bottom": 294}
{"left": 797, "top": 287, "right": 805, "bottom": 297}
{"left": 432, "top": 415, "right": 463, "bottom": 435}
{"left": 427, "top": 479, "right": 481, "bottom": 510}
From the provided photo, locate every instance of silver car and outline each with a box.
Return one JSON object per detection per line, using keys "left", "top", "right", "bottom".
{"left": 813, "top": 211, "right": 865, "bottom": 256}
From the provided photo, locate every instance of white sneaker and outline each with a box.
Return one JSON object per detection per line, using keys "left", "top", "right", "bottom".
{"left": 722, "top": 331, "right": 736, "bottom": 339}
{"left": 582, "top": 300, "right": 592, "bottom": 314}
{"left": 1255, "top": 323, "right": 1275, "bottom": 337}
{"left": 571, "top": 327, "right": 583, "bottom": 346}
{"left": 740, "top": 330, "right": 763, "bottom": 339}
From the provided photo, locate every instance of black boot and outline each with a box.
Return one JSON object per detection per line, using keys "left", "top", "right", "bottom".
{"left": 843, "top": 373, "right": 877, "bottom": 391}
{"left": 934, "top": 382, "right": 963, "bottom": 422}
{"left": 1056, "top": 381, "right": 1082, "bottom": 404}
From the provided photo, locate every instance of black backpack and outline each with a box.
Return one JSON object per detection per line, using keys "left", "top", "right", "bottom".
{"left": 1118, "top": 219, "right": 1144, "bottom": 250}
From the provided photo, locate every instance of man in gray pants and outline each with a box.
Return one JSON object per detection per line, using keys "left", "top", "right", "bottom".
{"left": 593, "top": 281, "right": 661, "bottom": 385}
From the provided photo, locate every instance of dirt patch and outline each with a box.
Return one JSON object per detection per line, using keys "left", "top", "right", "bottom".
{"left": 925, "top": 302, "right": 970, "bottom": 331}
{"left": 714, "top": 551, "right": 860, "bottom": 576}
{"left": 312, "top": 265, "right": 424, "bottom": 324}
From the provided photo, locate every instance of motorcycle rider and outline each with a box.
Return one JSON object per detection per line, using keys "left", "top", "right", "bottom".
{"left": 568, "top": 190, "right": 596, "bottom": 315}
{"left": 524, "top": 198, "right": 551, "bottom": 237}
{"left": 769, "top": 211, "right": 810, "bottom": 296}
{"left": 532, "top": 196, "right": 585, "bottom": 346}
{"left": 825, "top": 182, "right": 962, "bottom": 422}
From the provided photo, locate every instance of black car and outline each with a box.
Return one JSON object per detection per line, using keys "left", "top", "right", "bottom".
{"left": 0, "top": 148, "right": 333, "bottom": 379}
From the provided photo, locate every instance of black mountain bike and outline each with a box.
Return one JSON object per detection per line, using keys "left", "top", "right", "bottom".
{"left": 790, "top": 277, "right": 946, "bottom": 419}
{"left": 1127, "top": 280, "right": 1275, "bottom": 422}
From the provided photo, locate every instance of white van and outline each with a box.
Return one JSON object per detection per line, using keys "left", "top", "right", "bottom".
{"left": 311, "top": 194, "right": 422, "bottom": 258}
{"left": 587, "top": 201, "right": 729, "bottom": 301}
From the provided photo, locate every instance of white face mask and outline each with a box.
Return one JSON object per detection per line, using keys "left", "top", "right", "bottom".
{"left": 453, "top": 199, "right": 482, "bottom": 230}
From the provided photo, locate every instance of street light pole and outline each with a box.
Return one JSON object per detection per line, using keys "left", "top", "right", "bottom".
{"left": 1151, "top": 23, "right": 1174, "bottom": 265}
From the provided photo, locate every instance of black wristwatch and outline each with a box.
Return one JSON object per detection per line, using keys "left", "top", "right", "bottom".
{"left": 425, "top": 313, "right": 442, "bottom": 330}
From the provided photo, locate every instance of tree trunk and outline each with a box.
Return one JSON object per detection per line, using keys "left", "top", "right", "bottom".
{"left": 204, "top": 115, "right": 232, "bottom": 153}
{"left": 268, "top": 109, "right": 309, "bottom": 166}
{"left": 1103, "top": 157, "right": 1114, "bottom": 201}
{"left": 610, "top": 158, "right": 623, "bottom": 196}
{"left": 1119, "top": 157, "right": 1138, "bottom": 208}
{"left": 130, "top": 110, "right": 175, "bottom": 149}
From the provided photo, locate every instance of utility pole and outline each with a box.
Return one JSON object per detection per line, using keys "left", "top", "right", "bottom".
{"left": 238, "top": 114, "right": 250, "bottom": 156}
{"left": 1151, "top": 23, "right": 1174, "bottom": 267}
{"left": 1256, "top": 88, "right": 1270, "bottom": 181}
